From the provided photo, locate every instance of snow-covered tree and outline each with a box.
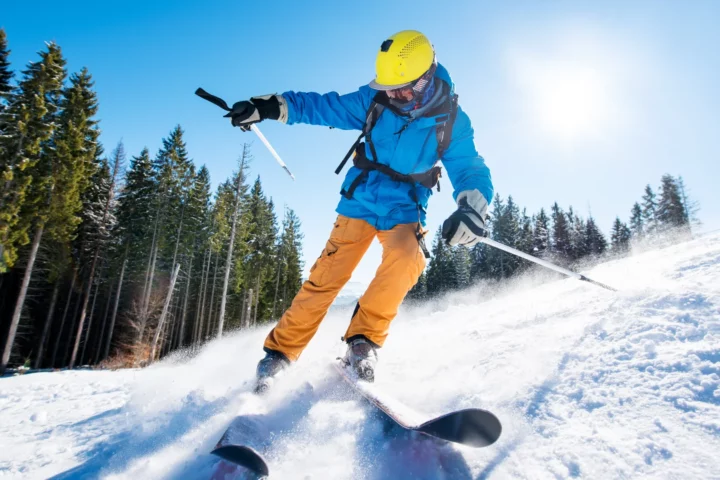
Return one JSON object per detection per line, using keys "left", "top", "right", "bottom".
{"left": 629, "top": 202, "right": 644, "bottom": 239}
{"left": 550, "top": 203, "right": 571, "bottom": 261}
{"left": 610, "top": 217, "right": 631, "bottom": 255}
{"left": 641, "top": 185, "right": 658, "bottom": 237}
{"left": 584, "top": 216, "right": 607, "bottom": 256}
{"left": 532, "top": 208, "right": 550, "bottom": 257}
{"left": 657, "top": 174, "right": 689, "bottom": 234}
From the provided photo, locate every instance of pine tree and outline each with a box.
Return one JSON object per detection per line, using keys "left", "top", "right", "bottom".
{"left": 34, "top": 69, "right": 101, "bottom": 367}
{"left": 69, "top": 146, "right": 121, "bottom": 368}
{"left": 657, "top": 174, "right": 689, "bottom": 234}
{"left": 406, "top": 271, "right": 427, "bottom": 301}
{"left": 273, "top": 207, "right": 303, "bottom": 318}
{"left": 0, "top": 43, "right": 67, "bottom": 374}
{"left": 0, "top": 43, "right": 66, "bottom": 273}
{"left": 584, "top": 216, "right": 607, "bottom": 256}
{"left": 486, "top": 194, "right": 522, "bottom": 278}
{"left": 115, "top": 148, "right": 155, "bottom": 274}
{"left": 0, "top": 28, "right": 14, "bottom": 149}
{"left": 426, "top": 227, "right": 454, "bottom": 295}
{"left": 610, "top": 217, "right": 631, "bottom": 255}
{"left": 569, "top": 211, "right": 588, "bottom": 261}
{"left": 174, "top": 165, "right": 211, "bottom": 347}
{"left": 469, "top": 242, "right": 489, "bottom": 281}
{"left": 217, "top": 150, "right": 250, "bottom": 335}
{"left": 676, "top": 176, "right": 701, "bottom": 233}
{"left": 629, "top": 202, "right": 644, "bottom": 239}
{"left": 550, "top": 203, "right": 571, "bottom": 261}
{"left": 515, "top": 209, "right": 534, "bottom": 273}
{"left": 532, "top": 208, "right": 551, "bottom": 256}
{"left": 641, "top": 185, "right": 658, "bottom": 237}
{"left": 243, "top": 176, "right": 278, "bottom": 326}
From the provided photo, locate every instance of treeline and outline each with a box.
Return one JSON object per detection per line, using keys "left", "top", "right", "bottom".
{"left": 410, "top": 174, "right": 698, "bottom": 299}
{"left": 0, "top": 31, "right": 304, "bottom": 373}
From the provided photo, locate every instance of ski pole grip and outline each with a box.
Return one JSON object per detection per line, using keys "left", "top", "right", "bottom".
{"left": 195, "top": 88, "right": 232, "bottom": 112}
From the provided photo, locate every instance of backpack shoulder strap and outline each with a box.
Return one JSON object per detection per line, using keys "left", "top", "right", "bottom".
{"left": 335, "top": 96, "right": 385, "bottom": 175}
{"left": 436, "top": 93, "right": 459, "bottom": 159}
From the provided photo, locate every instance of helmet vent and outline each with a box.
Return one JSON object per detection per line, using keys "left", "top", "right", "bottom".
{"left": 398, "top": 35, "right": 431, "bottom": 59}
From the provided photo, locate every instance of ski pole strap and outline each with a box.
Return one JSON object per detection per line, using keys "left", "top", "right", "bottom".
{"left": 195, "top": 88, "right": 232, "bottom": 112}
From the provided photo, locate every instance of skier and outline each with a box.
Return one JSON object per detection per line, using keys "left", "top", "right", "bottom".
{"left": 224, "top": 30, "right": 493, "bottom": 388}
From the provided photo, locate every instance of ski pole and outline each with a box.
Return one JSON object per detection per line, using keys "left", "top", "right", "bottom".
{"left": 249, "top": 124, "right": 295, "bottom": 180}
{"left": 194, "top": 88, "right": 296, "bottom": 181}
{"left": 479, "top": 236, "right": 617, "bottom": 292}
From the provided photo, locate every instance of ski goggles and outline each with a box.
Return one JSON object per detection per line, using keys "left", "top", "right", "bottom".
{"left": 386, "top": 62, "right": 437, "bottom": 102}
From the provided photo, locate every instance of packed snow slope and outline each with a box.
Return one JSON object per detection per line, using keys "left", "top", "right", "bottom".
{"left": 2, "top": 234, "right": 720, "bottom": 480}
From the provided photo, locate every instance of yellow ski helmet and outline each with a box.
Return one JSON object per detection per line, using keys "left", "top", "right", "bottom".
{"left": 369, "top": 30, "right": 436, "bottom": 91}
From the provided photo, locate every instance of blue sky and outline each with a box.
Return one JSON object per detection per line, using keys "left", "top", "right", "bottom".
{"left": 4, "top": 0, "right": 719, "bottom": 283}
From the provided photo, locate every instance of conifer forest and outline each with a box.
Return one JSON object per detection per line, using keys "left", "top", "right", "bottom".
{"left": 410, "top": 174, "right": 699, "bottom": 300}
{"left": 0, "top": 33, "right": 304, "bottom": 373}
{"left": 0, "top": 31, "right": 699, "bottom": 373}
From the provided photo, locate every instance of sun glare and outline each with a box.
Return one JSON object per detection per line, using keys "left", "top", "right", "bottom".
{"left": 510, "top": 39, "right": 621, "bottom": 144}
{"left": 532, "top": 65, "right": 609, "bottom": 140}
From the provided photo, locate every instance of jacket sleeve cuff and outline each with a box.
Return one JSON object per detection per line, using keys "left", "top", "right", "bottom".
{"left": 277, "top": 94, "right": 288, "bottom": 124}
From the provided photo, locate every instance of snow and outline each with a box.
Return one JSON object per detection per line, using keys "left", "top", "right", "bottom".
{"left": 1, "top": 234, "right": 720, "bottom": 479}
{"left": 333, "top": 280, "right": 368, "bottom": 307}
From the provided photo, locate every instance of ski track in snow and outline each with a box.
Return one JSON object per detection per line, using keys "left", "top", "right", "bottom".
{"left": 1, "top": 235, "right": 719, "bottom": 479}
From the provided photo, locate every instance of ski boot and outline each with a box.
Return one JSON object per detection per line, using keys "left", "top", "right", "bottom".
{"left": 254, "top": 350, "right": 290, "bottom": 394}
{"left": 344, "top": 337, "right": 378, "bottom": 382}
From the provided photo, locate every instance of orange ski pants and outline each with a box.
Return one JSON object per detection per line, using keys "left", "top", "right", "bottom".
{"left": 264, "top": 215, "right": 426, "bottom": 361}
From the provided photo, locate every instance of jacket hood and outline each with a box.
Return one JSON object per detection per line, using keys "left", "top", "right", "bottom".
{"left": 435, "top": 63, "right": 455, "bottom": 94}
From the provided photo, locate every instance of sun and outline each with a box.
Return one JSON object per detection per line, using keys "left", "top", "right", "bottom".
{"left": 511, "top": 53, "right": 616, "bottom": 143}
{"left": 531, "top": 65, "right": 610, "bottom": 140}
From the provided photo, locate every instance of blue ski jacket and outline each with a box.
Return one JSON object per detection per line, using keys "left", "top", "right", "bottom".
{"left": 281, "top": 64, "right": 493, "bottom": 230}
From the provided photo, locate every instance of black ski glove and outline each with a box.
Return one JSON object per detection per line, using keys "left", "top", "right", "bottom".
{"left": 224, "top": 95, "right": 287, "bottom": 131}
{"left": 442, "top": 189, "right": 489, "bottom": 247}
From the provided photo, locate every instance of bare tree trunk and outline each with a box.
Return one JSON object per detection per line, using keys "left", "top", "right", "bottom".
{"left": 272, "top": 254, "right": 282, "bottom": 319}
{"left": 1, "top": 225, "right": 44, "bottom": 375}
{"left": 80, "top": 273, "right": 102, "bottom": 365}
{"left": 177, "top": 256, "right": 193, "bottom": 349}
{"left": 102, "top": 256, "right": 127, "bottom": 362}
{"left": 244, "top": 289, "right": 253, "bottom": 329}
{"left": 205, "top": 253, "right": 219, "bottom": 341}
{"left": 165, "top": 293, "right": 179, "bottom": 356}
{"left": 80, "top": 277, "right": 101, "bottom": 365}
{"left": 69, "top": 253, "right": 101, "bottom": 369}
{"left": 93, "top": 279, "right": 114, "bottom": 365}
{"left": 34, "top": 279, "right": 60, "bottom": 369}
{"left": 193, "top": 248, "right": 209, "bottom": 346}
{"left": 216, "top": 154, "right": 246, "bottom": 338}
{"left": 62, "top": 277, "right": 84, "bottom": 366}
{"left": 240, "top": 288, "right": 247, "bottom": 328}
{"left": 195, "top": 249, "right": 212, "bottom": 346}
{"left": 149, "top": 263, "right": 181, "bottom": 362}
{"left": 138, "top": 237, "right": 159, "bottom": 345}
{"left": 253, "top": 276, "right": 261, "bottom": 327}
{"left": 51, "top": 271, "right": 76, "bottom": 368}
{"left": 141, "top": 212, "right": 160, "bottom": 317}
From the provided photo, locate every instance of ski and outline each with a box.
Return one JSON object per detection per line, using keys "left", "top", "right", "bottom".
{"left": 209, "top": 382, "right": 315, "bottom": 479}
{"left": 333, "top": 360, "right": 502, "bottom": 447}
{"left": 210, "top": 415, "right": 270, "bottom": 478}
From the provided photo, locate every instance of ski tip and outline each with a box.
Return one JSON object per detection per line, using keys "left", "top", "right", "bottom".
{"left": 419, "top": 408, "right": 502, "bottom": 448}
{"left": 211, "top": 444, "right": 269, "bottom": 476}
